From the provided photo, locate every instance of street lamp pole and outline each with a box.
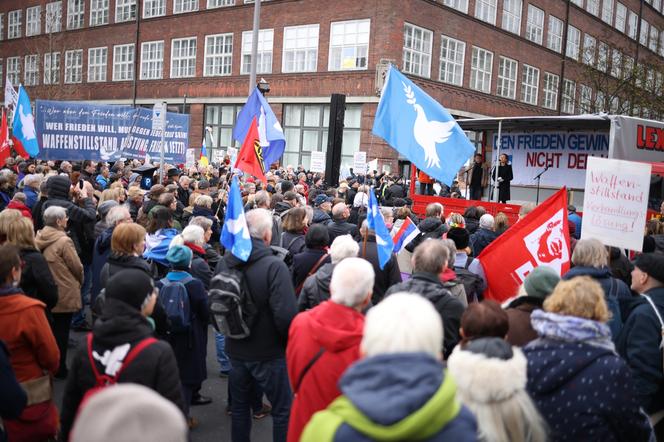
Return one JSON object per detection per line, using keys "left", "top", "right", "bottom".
{"left": 249, "top": 0, "right": 261, "bottom": 94}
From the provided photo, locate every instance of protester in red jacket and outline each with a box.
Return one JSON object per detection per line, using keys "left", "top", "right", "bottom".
{"left": 7, "top": 193, "right": 33, "bottom": 220}
{"left": 286, "top": 257, "right": 374, "bottom": 442}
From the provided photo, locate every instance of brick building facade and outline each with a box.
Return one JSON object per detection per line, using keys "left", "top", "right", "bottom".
{"left": 1, "top": 0, "right": 663, "bottom": 172}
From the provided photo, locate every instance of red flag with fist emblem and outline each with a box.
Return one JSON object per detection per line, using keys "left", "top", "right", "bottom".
{"left": 478, "top": 187, "right": 571, "bottom": 302}
{"left": 235, "top": 117, "right": 266, "bottom": 183}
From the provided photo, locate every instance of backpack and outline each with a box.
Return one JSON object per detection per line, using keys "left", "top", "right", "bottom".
{"left": 159, "top": 276, "right": 193, "bottom": 333}
{"left": 454, "top": 257, "right": 484, "bottom": 303}
{"left": 208, "top": 268, "right": 258, "bottom": 339}
{"left": 80, "top": 333, "right": 157, "bottom": 412}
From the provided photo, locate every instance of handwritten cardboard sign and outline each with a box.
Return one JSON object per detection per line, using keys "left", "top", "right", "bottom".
{"left": 581, "top": 156, "right": 651, "bottom": 251}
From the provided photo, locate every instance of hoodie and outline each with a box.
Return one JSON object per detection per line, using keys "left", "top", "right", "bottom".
{"left": 301, "top": 353, "right": 478, "bottom": 442}
{"left": 286, "top": 301, "right": 364, "bottom": 442}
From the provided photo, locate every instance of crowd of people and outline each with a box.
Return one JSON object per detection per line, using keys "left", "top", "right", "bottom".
{"left": 0, "top": 155, "right": 663, "bottom": 442}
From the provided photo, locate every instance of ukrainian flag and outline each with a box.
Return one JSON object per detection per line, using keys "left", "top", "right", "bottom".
{"left": 199, "top": 137, "right": 209, "bottom": 167}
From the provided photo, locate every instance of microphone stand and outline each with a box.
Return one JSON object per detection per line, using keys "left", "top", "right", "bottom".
{"left": 464, "top": 167, "right": 471, "bottom": 200}
{"left": 534, "top": 165, "right": 550, "bottom": 205}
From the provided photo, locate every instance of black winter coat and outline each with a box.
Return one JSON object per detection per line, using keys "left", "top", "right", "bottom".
{"left": 19, "top": 247, "right": 58, "bottom": 311}
{"left": 192, "top": 206, "right": 220, "bottom": 243}
{"left": 469, "top": 227, "right": 498, "bottom": 256}
{"left": 216, "top": 238, "right": 297, "bottom": 361}
{"left": 312, "top": 208, "right": 331, "bottom": 224}
{"left": 60, "top": 299, "right": 185, "bottom": 440}
{"left": 298, "top": 262, "right": 334, "bottom": 312}
{"left": 327, "top": 219, "right": 361, "bottom": 243}
{"left": 280, "top": 231, "right": 306, "bottom": 256}
{"left": 292, "top": 248, "right": 330, "bottom": 291}
{"left": 385, "top": 272, "right": 464, "bottom": 358}
{"left": 358, "top": 235, "right": 402, "bottom": 304}
{"left": 464, "top": 217, "right": 479, "bottom": 235}
{"left": 0, "top": 341, "right": 26, "bottom": 442}
{"left": 405, "top": 217, "right": 447, "bottom": 252}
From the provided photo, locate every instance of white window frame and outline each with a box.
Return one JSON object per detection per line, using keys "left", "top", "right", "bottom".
{"left": 497, "top": 56, "right": 518, "bottom": 99}
{"left": 140, "top": 40, "right": 164, "bottom": 80}
{"left": 64, "top": 49, "right": 83, "bottom": 84}
{"left": 546, "top": 15, "right": 563, "bottom": 52}
{"left": 640, "top": 19, "right": 650, "bottom": 46}
{"left": 610, "top": 49, "right": 622, "bottom": 78}
{"left": 597, "top": 41, "right": 609, "bottom": 72}
{"left": 543, "top": 72, "right": 559, "bottom": 110}
{"left": 7, "top": 57, "right": 21, "bottom": 85}
{"left": 566, "top": 25, "right": 580, "bottom": 60}
{"left": 24, "top": 55, "right": 39, "bottom": 86}
{"left": 208, "top": 0, "right": 235, "bottom": 7}
{"left": 45, "top": 2, "right": 62, "bottom": 33}
{"left": 439, "top": 34, "right": 465, "bottom": 86}
{"left": 501, "top": 0, "right": 522, "bottom": 35}
{"left": 615, "top": 3, "right": 627, "bottom": 33}
{"left": 586, "top": 0, "right": 600, "bottom": 16}
{"left": 579, "top": 84, "right": 593, "bottom": 112}
{"left": 241, "top": 29, "right": 273, "bottom": 75}
{"left": 90, "top": 0, "right": 109, "bottom": 26}
{"left": 143, "top": 0, "right": 166, "bottom": 18}
{"left": 204, "top": 33, "right": 233, "bottom": 77}
{"left": 112, "top": 44, "right": 135, "bottom": 81}
{"left": 520, "top": 64, "right": 539, "bottom": 105}
{"left": 649, "top": 26, "right": 659, "bottom": 53}
{"left": 174, "top": 0, "right": 199, "bottom": 14}
{"left": 526, "top": 5, "right": 544, "bottom": 45}
{"left": 443, "top": 0, "right": 468, "bottom": 13}
{"left": 26, "top": 6, "right": 41, "bottom": 37}
{"left": 115, "top": 0, "right": 136, "bottom": 23}
{"left": 470, "top": 46, "right": 493, "bottom": 94}
{"left": 570, "top": 0, "right": 583, "bottom": 6}
{"left": 171, "top": 37, "right": 197, "bottom": 78}
{"left": 8, "top": 10, "right": 21, "bottom": 39}
{"left": 0, "top": 14, "right": 4, "bottom": 41}
{"left": 328, "top": 19, "right": 370, "bottom": 71}
{"left": 601, "top": 0, "right": 614, "bottom": 24}
{"left": 67, "top": 0, "right": 84, "bottom": 30}
{"left": 87, "top": 46, "right": 107, "bottom": 82}
{"left": 475, "top": 0, "right": 497, "bottom": 25}
{"left": 582, "top": 34, "right": 596, "bottom": 65}
{"left": 282, "top": 24, "right": 320, "bottom": 74}
{"left": 402, "top": 23, "right": 432, "bottom": 78}
{"left": 627, "top": 11, "right": 638, "bottom": 40}
{"left": 44, "top": 52, "right": 60, "bottom": 84}
{"left": 561, "top": 79, "right": 576, "bottom": 114}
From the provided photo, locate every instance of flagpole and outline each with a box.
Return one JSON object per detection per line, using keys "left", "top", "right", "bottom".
{"left": 249, "top": 0, "right": 261, "bottom": 94}
{"left": 493, "top": 119, "right": 502, "bottom": 203}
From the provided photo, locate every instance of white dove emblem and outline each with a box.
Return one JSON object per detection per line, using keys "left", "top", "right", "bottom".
{"left": 19, "top": 104, "right": 36, "bottom": 140}
{"left": 403, "top": 82, "right": 455, "bottom": 169}
{"left": 225, "top": 213, "right": 250, "bottom": 239}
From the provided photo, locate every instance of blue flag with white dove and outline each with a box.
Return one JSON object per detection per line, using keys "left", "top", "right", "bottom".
{"left": 367, "top": 188, "right": 393, "bottom": 270}
{"left": 233, "top": 87, "right": 286, "bottom": 172}
{"left": 11, "top": 85, "right": 40, "bottom": 157}
{"left": 221, "top": 176, "right": 252, "bottom": 262}
{"left": 372, "top": 66, "right": 475, "bottom": 186}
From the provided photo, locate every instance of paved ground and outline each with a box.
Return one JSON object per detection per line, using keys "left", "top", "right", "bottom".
{"left": 53, "top": 326, "right": 272, "bottom": 441}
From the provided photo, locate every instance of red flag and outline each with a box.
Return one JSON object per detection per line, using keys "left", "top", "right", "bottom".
{"left": 478, "top": 187, "right": 571, "bottom": 302}
{"left": 0, "top": 109, "right": 9, "bottom": 165}
{"left": 10, "top": 136, "right": 29, "bottom": 159}
{"left": 234, "top": 117, "right": 266, "bottom": 183}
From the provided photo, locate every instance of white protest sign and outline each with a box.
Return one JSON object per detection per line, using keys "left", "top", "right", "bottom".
{"left": 367, "top": 158, "right": 378, "bottom": 173}
{"left": 310, "top": 151, "right": 325, "bottom": 173}
{"left": 185, "top": 148, "right": 195, "bottom": 168}
{"left": 228, "top": 147, "right": 238, "bottom": 170}
{"left": 152, "top": 102, "right": 166, "bottom": 132}
{"left": 211, "top": 149, "right": 225, "bottom": 164}
{"left": 581, "top": 156, "right": 651, "bottom": 251}
{"left": 353, "top": 151, "right": 367, "bottom": 174}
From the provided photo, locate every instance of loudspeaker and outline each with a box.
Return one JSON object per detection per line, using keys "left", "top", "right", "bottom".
{"left": 325, "top": 94, "right": 346, "bottom": 186}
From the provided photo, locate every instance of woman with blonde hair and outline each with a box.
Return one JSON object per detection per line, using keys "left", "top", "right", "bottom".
{"left": 0, "top": 209, "right": 23, "bottom": 243}
{"left": 524, "top": 276, "right": 652, "bottom": 441}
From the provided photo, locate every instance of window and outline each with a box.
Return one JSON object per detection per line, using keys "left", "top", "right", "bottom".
{"left": 144, "top": 0, "right": 165, "bottom": 17}
{"left": 282, "top": 24, "right": 319, "bottom": 73}
{"left": 67, "top": 0, "right": 84, "bottom": 29}
{"left": 140, "top": 40, "right": 164, "bottom": 79}
{"left": 46, "top": 2, "right": 62, "bottom": 33}
{"left": 601, "top": 0, "right": 614, "bottom": 24}
{"left": 443, "top": 0, "right": 468, "bottom": 13}
{"left": 204, "top": 33, "right": 233, "bottom": 76}
{"left": 623, "top": 55, "right": 634, "bottom": 77}
{"left": 566, "top": 25, "right": 580, "bottom": 60}
{"left": 88, "top": 46, "right": 107, "bottom": 82}
{"left": 561, "top": 79, "right": 576, "bottom": 114}
{"left": 24, "top": 55, "right": 39, "bottom": 86}
{"left": 570, "top": 0, "right": 583, "bottom": 6}
{"left": 597, "top": 41, "right": 609, "bottom": 72}
{"left": 660, "top": 33, "right": 664, "bottom": 57}
{"left": 496, "top": 57, "right": 518, "bottom": 99}
{"left": 26, "top": 6, "right": 41, "bottom": 37}
{"left": 543, "top": 72, "right": 559, "bottom": 110}
{"left": 501, "top": 0, "right": 522, "bottom": 34}
{"left": 89, "top": 0, "right": 108, "bottom": 26}
{"left": 205, "top": 104, "right": 242, "bottom": 151}
{"left": 328, "top": 19, "right": 370, "bottom": 71}
{"left": 280, "top": 104, "right": 362, "bottom": 169}
{"left": 526, "top": 5, "right": 544, "bottom": 44}
{"left": 439, "top": 35, "right": 465, "bottom": 86}
{"left": 582, "top": 34, "right": 596, "bottom": 65}
{"left": 402, "top": 23, "right": 432, "bottom": 77}
{"left": 615, "top": 3, "right": 626, "bottom": 33}
{"left": 208, "top": 0, "right": 235, "bottom": 7}
{"left": 610, "top": 49, "right": 622, "bottom": 78}
{"left": 64, "top": 49, "right": 83, "bottom": 83}
{"left": 586, "top": 0, "right": 599, "bottom": 16}
{"left": 0, "top": 14, "right": 4, "bottom": 40}
{"left": 241, "top": 29, "right": 273, "bottom": 74}
{"left": 8, "top": 10, "right": 21, "bottom": 39}
{"left": 7, "top": 57, "right": 21, "bottom": 85}
{"left": 475, "top": 0, "right": 497, "bottom": 24}
{"left": 171, "top": 37, "right": 197, "bottom": 78}
{"left": 520, "top": 64, "right": 539, "bottom": 105}
{"left": 546, "top": 16, "right": 563, "bottom": 52}
{"left": 579, "top": 84, "right": 592, "bottom": 112}
{"left": 174, "top": 0, "right": 198, "bottom": 13}
{"left": 44, "top": 52, "right": 60, "bottom": 84}
{"left": 649, "top": 27, "right": 659, "bottom": 52}
{"left": 470, "top": 46, "right": 493, "bottom": 93}
{"left": 112, "top": 44, "right": 134, "bottom": 81}
{"left": 115, "top": 0, "right": 136, "bottom": 22}
{"left": 0, "top": 60, "right": 3, "bottom": 84}
{"left": 640, "top": 19, "right": 649, "bottom": 46}
{"left": 627, "top": 11, "right": 638, "bottom": 39}
{"left": 595, "top": 91, "right": 606, "bottom": 112}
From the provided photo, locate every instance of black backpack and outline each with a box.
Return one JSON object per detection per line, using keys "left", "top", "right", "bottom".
{"left": 454, "top": 257, "right": 485, "bottom": 303}
{"left": 208, "top": 268, "right": 258, "bottom": 339}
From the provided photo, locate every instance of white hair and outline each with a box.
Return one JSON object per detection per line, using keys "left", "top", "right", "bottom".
{"left": 245, "top": 208, "right": 273, "bottom": 239}
{"left": 189, "top": 216, "right": 213, "bottom": 231}
{"left": 479, "top": 213, "right": 495, "bottom": 230}
{"left": 181, "top": 225, "right": 205, "bottom": 246}
{"left": 329, "top": 234, "right": 359, "bottom": 264}
{"left": 24, "top": 174, "right": 43, "bottom": 188}
{"left": 330, "top": 258, "right": 374, "bottom": 308}
{"left": 106, "top": 206, "right": 131, "bottom": 227}
{"left": 361, "top": 293, "right": 443, "bottom": 359}
{"left": 43, "top": 205, "right": 68, "bottom": 227}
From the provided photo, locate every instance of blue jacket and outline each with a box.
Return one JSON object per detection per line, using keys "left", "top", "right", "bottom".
{"left": 90, "top": 227, "right": 114, "bottom": 303}
{"left": 568, "top": 212, "right": 582, "bottom": 239}
{"left": 563, "top": 266, "right": 632, "bottom": 338}
{"left": 469, "top": 227, "right": 498, "bottom": 257}
{"left": 616, "top": 287, "right": 664, "bottom": 414}
{"left": 524, "top": 339, "right": 652, "bottom": 441}
{"left": 23, "top": 186, "right": 38, "bottom": 209}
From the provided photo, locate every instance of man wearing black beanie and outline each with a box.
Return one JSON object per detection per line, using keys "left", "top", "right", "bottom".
{"left": 59, "top": 269, "right": 185, "bottom": 440}
{"left": 617, "top": 253, "right": 664, "bottom": 439}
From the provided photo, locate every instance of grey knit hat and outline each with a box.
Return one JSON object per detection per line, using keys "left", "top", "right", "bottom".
{"left": 523, "top": 266, "right": 560, "bottom": 300}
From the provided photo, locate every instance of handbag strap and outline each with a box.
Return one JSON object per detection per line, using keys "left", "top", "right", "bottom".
{"left": 293, "top": 347, "right": 325, "bottom": 395}
{"left": 295, "top": 253, "right": 329, "bottom": 295}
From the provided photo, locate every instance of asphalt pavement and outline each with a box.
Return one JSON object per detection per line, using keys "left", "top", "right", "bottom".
{"left": 54, "top": 326, "right": 273, "bottom": 442}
